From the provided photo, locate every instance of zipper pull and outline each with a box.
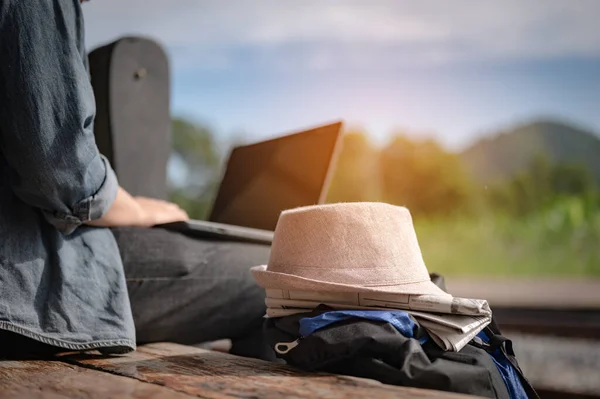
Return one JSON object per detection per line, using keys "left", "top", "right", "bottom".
{"left": 274, "top": 338, "right": 301, "bottom": 354}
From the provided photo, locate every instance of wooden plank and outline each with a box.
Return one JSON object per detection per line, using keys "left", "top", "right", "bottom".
{"left": 66, "top": 342, "right": 479, "bottom": 399}
{"left": 0, "top": 358, "right": 193, "bottom": 399}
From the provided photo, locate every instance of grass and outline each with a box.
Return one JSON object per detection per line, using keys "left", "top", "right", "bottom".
{"left": 415, "top": 196, "right": 600, "bottom": 277}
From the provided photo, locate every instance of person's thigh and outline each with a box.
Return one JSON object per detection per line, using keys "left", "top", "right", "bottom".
{"left": 112, "top": 227, "right": 269, "bottom": 346}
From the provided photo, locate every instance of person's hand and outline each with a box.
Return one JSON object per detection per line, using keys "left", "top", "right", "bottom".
{"left": 133, "top": 196, "right": 189, "bottom": 227}
{"left": 86, "top": 186, "right": 188, "bottom": 228}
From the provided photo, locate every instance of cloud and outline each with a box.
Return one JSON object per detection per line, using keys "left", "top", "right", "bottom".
{"left": 83, "top": 0, "right": 600, "bottom": 71}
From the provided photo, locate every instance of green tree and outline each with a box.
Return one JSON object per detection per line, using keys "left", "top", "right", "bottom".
{"left": 168, "top": 117, "right": 221, "bottom": 219}
{"left": 326, "top": 130, "right": 381, "bottom": 203}
{"left": 551, "top": 163, "right": 596, "bottom": 196}
{"left": 486, "top": 154, "right": 598, "bottom": 216}
{"left": 379, "top": 135, "right": 473, "bottom": 216}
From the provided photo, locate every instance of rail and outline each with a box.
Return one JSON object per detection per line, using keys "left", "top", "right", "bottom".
{"left": 493, "top": 306, "right": 600, "bottom": 339}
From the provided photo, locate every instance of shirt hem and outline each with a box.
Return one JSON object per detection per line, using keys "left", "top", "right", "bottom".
{"left": 0, "top": 321, "right": 136, "bottom": 353}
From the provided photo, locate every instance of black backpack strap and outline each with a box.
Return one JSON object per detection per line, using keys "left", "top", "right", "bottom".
{"left": 429, "top": 273, "right": 448, "bottom": 293}
{"left": 486, "top": 315, "right": 504, "bottom": 335}
{"left": 482, "top": 327, "right": 540, "bottom": 399}
{"left": 484, "top": 327, "right": 508, "bottom": 351}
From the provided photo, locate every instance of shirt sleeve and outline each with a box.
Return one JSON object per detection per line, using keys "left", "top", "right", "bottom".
{"left": 0, "top": 0, "right": 118, "bottom": 234}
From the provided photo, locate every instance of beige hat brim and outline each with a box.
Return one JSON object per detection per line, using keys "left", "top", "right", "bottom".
{"left": 251, "top": 265, "right": 451, "bottom": 297}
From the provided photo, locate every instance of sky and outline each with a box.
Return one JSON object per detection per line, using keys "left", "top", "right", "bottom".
{"left": 82, "top": 0, "right": 600, "bottom": 150}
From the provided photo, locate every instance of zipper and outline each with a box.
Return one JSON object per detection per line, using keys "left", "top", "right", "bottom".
{"left": 274, "top": 336, "right": 304, "bottom": 354}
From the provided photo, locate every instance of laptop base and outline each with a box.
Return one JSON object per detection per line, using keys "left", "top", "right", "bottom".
{"left": 156, "top": 220, "right": 274, "bottom": 246}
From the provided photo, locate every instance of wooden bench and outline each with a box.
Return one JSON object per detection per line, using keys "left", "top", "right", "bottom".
{"left": 0, "top": 342, "right": 478, "bottom": 398}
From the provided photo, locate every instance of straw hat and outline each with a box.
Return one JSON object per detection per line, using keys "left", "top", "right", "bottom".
{"left": 251, "top": 202, "right": 449, "bottom": 297}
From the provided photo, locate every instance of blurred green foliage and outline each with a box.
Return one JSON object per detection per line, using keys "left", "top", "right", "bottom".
{"left": 416, "top": 196, "right": 600, "bottom": 277}
{"left": 326, "top": 130, "right": 381, "bottom": 203}
{"left": 169, "top": 116, "right": 600, "bottom": 277}
{"left": 169, "top": 117, "right": 221, "bottom": 219}
{"left": 379, "top": 135, "right": 473, "bottom": 216}
{"left": 485, "top": 155, "right": 597, "bottom": 216}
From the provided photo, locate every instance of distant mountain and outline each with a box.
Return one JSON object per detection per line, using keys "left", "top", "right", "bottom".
{"left": 460, "top": 120, "right": 600, "bottom": 183}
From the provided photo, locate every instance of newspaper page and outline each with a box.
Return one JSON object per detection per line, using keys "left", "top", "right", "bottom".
{"left": 406, "top": 311, "right": 491, "bottom": 333}
{"left": 264, "top": 294, "right": 492, "bottom": 352}
{"left": 265, "top": 298, "right": 490, "bottom": 333}
{"left": 418, "top": 318, "right": 490, "bottom": 351}
{"left": 265, "top": 289, "right": 491, "bottom": 316}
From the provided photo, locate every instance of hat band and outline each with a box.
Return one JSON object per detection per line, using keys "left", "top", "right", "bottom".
{"left": 265, "top": 264, "right": 430, "bottom": 286}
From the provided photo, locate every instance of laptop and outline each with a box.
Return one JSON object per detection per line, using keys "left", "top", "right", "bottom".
{"left": 156, "top": 121, "right": 343, "bottom": 245}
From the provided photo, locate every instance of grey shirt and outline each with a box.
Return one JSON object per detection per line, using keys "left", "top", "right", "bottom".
{"left": 0, "top": 0, "right": 135, "bottom": 353}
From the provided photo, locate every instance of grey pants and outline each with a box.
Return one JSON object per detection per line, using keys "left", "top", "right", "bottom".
{"left": 0, "top": 227, "right": 272, "bottom": 360}
{"left": 112, "top": 227, "right": 273, "bottom": 360}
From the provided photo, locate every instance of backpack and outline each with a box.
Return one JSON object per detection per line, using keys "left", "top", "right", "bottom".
{"left": 263, "top": 275, "right": 539, "bottom": 399}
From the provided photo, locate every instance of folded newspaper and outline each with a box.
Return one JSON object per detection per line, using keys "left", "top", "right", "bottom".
{"left": 264, "top": 289, "right": 492, "bottom": 352}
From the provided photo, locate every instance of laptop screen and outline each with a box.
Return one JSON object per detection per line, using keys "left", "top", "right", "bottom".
{"left": 208, "top": 122, "right": 343, "bottom": 231}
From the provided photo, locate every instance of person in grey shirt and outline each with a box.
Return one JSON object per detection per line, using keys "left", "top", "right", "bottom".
{"left": 0, "top": 0, "right": 270, "bottom": 359}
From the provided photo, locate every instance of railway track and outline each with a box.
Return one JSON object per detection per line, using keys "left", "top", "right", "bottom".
{"left": 536, "top": 388, "right": 600, "bottom": 399}
{"left": 492, "top": 306, "right": 600, "bottom": 398}
{"left": 492, "top": 306, "right": 600, "bottom": 339}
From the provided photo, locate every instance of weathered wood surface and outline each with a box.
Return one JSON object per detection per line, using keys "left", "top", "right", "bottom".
{"left": 65, "top": 342, "right": 478, "bottom": 399}
{"left": 0, "top": 358, "right": 193, "bottom": 399}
